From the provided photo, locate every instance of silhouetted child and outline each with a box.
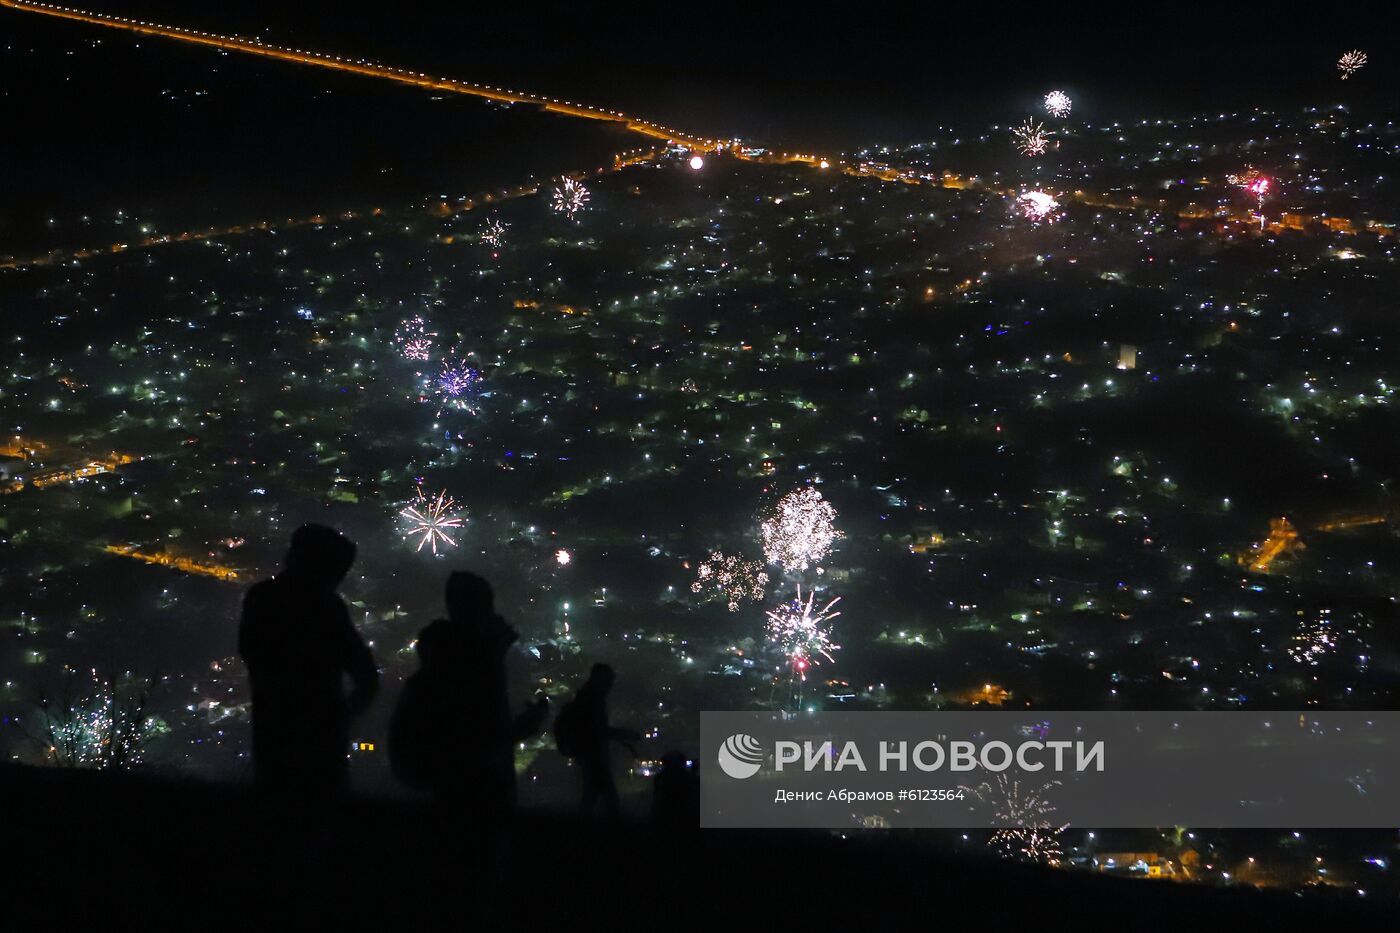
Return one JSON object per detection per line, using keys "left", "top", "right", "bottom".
{"left": 390, "top": 572, "right": 547, "bottom": 823}
{"left": 239, "top": 524, "right": 378, "bottom": 796}
{"left": 554, "top": 663, "right": 641, "bottom": 820}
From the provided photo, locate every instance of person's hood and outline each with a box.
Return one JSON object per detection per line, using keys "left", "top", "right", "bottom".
{"left": 281, "top": 524, "right": 355, "bottom": 589}
{"left": 416, "top": 614, "right": 516, "bottom": 668}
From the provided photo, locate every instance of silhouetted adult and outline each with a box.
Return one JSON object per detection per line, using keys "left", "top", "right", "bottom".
{"left": 390, "top": 572, "right": 547, "bottom": 820}
{"left": 555, "top": 663, "right": 641, "bottom": 820}
{"left": 238, "top": 524, "right": 378, "bottom": 795}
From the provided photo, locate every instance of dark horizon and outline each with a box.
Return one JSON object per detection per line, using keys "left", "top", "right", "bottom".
{"left": 25, "top": 0, "right": 1400, "bottom": 145}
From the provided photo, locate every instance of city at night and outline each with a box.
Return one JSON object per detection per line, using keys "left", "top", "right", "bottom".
{"left": 3, "top": 2, "right": 1399, "bottom": 925}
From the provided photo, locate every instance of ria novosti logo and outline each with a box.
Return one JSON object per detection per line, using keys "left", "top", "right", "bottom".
{"left": 717, "top": 733, "right": 765, "bottom": 779}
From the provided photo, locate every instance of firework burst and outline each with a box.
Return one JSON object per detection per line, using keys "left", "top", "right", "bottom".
{"left": 1012, "top": 119, "right": 1051, "bottom": 156}
{"left": 1043, "top": 90, "right": 1072, "bottom": 118}
{"left": 393, "top": 315, "right": 435, "bottom": 362}
{"left": 1228, "top": 169, "right": 1271, "bottom": 227}
{"left": 691, "top": 551, "right": 769, "bottom": 611}
{"left": 32, "top": 667, "right": 154, "bottom": 769}
{"left": 551, "top": 178, "right": 590, "bottom": 219}
{"left": 400, "top": 486, "right": 465, "bottom": 554}
{"left": 761, "top": 486, "right": 840, "bottom": 572}
{"left": 1228, "top": 169, "right": 1269, "bottom": 196}
{"left": 481, "top": 217, "right": 509, "bottom": 248}
{"left": 964, "top": 774, "right": 1066, "bottom": 865}
{"left": 1016, "top": 189, "right": 1060, "bottom": 223}
{"left": 1338, "top": 50, "right": 1367, "bottom": 79}
{"left": 764, "top": 585, "right": 841, "bottom": 677}
{"left": 429, "top": 359, "right": 483, "bottom": 413}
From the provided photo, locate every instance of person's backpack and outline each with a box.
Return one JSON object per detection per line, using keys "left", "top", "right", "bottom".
{"left": 553, "top": 697, "right": 585, "bottom": 758}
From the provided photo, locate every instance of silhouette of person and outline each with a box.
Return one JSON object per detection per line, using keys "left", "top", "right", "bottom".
{"left": 389, "top": 571, "right": 547, "bottom": 822}
{"left": 651, "top": 752, "right": 700, "bottom": 829}
{"left": 556, "top": 663, "right": 641, "bottom": 820}
{"left": 238, "top": 524, "right": 378, "bottom": 795}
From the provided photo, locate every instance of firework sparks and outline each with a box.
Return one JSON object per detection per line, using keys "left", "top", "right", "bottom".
{"left": 393, "top": 315, "right": 435, "bottom": 362}
{"left": 1338, "top": 50, "right": 1367, "bottom": 79}
{"left": 1228, "top": 169, "right": 1271, "bottom": 228}
{"left": 551, "top": 177, "right": 590, "bottom": 219}
{"left": 481, "top": 217, "right": 509, "bottom": 248}
{"left": 431, "top": 359, "right": 483, "bottom": 413}
{"left": 400, "top": 486, "right": 465, "bottom": 554}
{"left": 1012, "top": 119, "right": 1051, "bottom": 156}
{"left": 761, "top": 486, "right": 840, "bottom": 572}
{"left": 1228, "top": 169, "right": 1269, "bottom": 197}
{"left": 764, "top": 585, "right": 841, "bottom": 677}
{"left": 1016, "top": 189, "right": 1060, "bottom": 223}
{"left": 33, "top": 667, "right": 154, "bottom": 769}
{"left": 1043, "top": 90, "right": 1072, "bottom": 118}
{"left": 691, "top": 551, "right": 769, "bottom": 611}
{"left": 964, "top": 774, "right": 1066, "bottom": 866}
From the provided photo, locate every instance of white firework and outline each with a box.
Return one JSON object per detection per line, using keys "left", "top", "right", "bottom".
{"left": 761, "top": 486, "right": 840, "bottom": 572}
{"left": 1043, "top": 90, "right": 1072, "bottom": 118}
{"left": 1012, "top": 119, "right": 1051, "bottom": 156}
{"left": 393, "top": 315, "right": 435, "bottom": 362}
{"left": 34, "top": 668, "right": 154, "bottom": 769}
{"left": 1016, "top": 189, "right": 1060, "bottom": 223}
{"left": 481, "top": 217, "right": 509, "bottom": 248}
{"left": 691, "top": 551, "right": 769, "bottom": 611}
{"left": 1338, "top": 50, "right": 1367, "bottom": 79}
{"left": 964, "top": 774, "right": 1066, "bottom": 866}
{"left": 400, "top": 486, "right": 465, "bottom": 554}
{"left": 764, "top": 586, "right": 842, "bottom": 677}
{"left": 551, "top": 178, "right": 590, "bottom": 219}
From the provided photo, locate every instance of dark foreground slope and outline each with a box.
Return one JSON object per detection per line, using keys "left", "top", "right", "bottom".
{"left": 1, "top": 762, "right": 1387, "bottom": 927}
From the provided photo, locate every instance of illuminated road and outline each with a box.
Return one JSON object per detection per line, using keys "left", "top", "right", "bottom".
{"left": 1, "top": 0, "right": 1389, "bottom": 273}
{"left": 1238, "top": 511, "right": 1398, "bottom": 574}
{"left": 0, "top": 1, "right": 723, "bottom": 151}
{"left": 1240, "top": 517, "right": 1302, "bottom": 573}
{"left": 0, "top": 210, "right": 377, "bottom": 271}
{"left": 102, "top": 544, "right": 242, "bottom": 581}
{"left": 0, "top": 4, "right": 854, "bottom": 176}
{"left": 0, "top": 436, "right": 138, "bottom": 494}
{"left": 0, "top": 146, "right": 668, "bottom": 270}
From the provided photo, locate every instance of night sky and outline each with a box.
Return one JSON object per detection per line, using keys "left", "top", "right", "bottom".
{"left": 53, "top": 1, "right": 1400, "bottom": 144}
